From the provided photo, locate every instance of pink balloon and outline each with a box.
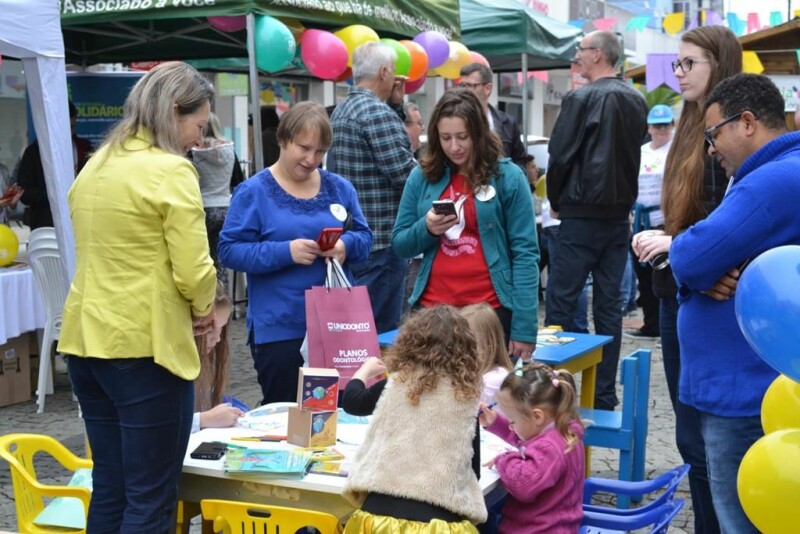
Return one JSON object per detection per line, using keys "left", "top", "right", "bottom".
{"left": 208, "top": 16, "right": 246, "bottom": 33}
{"left": 413, "top": 31, "right": 450, "bottom": 69}
{"left": 301, "top": 29, "right": 349, "bottom": 80}
{"left": 405, "top": 74, "right": 427, "bottom": 94}
{"left": 469, "top": 51, "right": 490, "bottom": 67}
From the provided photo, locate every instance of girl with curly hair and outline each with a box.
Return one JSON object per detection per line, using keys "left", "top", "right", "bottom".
{"left": 343, "top": 305, "right": 487, "bottom": 533}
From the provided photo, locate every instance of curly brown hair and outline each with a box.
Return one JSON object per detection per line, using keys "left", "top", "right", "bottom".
{"left": 419, "top": 88, "right": 504, "bottom": 191}
{"left": 383, "top": 305, "right": 482, "bottom": 405}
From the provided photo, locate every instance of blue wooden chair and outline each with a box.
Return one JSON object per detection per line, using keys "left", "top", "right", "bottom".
{"left": 583, "top": 464, "right": 690, "bottom": 517}
{"left": 580, "top": 349, "right": 651, "bottom": 508}
{"left": 580, "top": 499, "right": 684, "bottom": 534}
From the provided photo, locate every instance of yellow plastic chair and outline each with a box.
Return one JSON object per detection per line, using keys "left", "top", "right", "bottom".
{"left": 0, "top": 433, "right": 92, "bottom": 534}
{"left": 201, "top": 499, "right": 342, "bottom": 534}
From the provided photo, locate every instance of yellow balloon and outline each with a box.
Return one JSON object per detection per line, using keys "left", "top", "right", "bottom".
{"left": 278, "top": 17, "right": 305, "bottom": 41}
{"left": 0, "top": 224, "right": 19, "bottom": 267}
{"left": 762, "top": 374, "right": 800, "bottom": 434}
{"left": 436, "top": 41, "right": 472, "bottom": 79}
{"left": 737, "top": 429, "right": 800, "bottom": 533}
{"left": 334, "top": 25, "right": 379, "bottom": 67}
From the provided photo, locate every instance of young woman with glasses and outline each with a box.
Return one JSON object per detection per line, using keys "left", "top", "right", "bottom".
{"left": 631, "top": 25, "right": 742, "bottom": 534}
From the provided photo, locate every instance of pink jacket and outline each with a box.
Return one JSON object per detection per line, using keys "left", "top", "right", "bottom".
{"left": 487, "top": 416, "right": 585, "bottom": 533}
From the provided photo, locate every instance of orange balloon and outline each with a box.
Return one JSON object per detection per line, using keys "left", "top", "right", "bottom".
{"left": 400, "top": 40, "right": 429, "bottom": 81}
{"left": 469, "top": 51, "right": 490, "bottom": 67}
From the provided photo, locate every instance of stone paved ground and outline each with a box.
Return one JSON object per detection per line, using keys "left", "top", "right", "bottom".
{"left": 0, "top": 306, "right": 691, "bottom": 532}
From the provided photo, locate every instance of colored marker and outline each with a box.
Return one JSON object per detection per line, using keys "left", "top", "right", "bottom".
{"left": 231, "top": 435, "right": 287, "bottom": 442}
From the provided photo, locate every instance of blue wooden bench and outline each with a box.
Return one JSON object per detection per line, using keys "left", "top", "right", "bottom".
{"left": 580, "top": 349, "right": 651, "bottom": 508}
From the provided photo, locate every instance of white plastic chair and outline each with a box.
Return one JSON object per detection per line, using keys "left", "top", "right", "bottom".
{"left": 27, "top": 229, "right": 70, "bottom": 413}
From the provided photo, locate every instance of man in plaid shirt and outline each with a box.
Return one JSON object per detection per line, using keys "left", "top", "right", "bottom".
{"left": 328, "top": 41, "right": 417, "bottom": 333}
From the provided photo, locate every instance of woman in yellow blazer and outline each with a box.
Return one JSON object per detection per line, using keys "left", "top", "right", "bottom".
{"left": 58, "top": 62, "right": 217, "bottom": 534}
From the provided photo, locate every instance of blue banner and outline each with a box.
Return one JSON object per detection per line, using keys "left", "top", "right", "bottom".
{"left": 66, "top": 72, "right": 143, "bottom": 148}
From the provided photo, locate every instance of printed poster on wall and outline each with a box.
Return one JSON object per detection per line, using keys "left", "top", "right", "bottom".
{"left": 66, "top": 72, "right": 143, "bottom": 148}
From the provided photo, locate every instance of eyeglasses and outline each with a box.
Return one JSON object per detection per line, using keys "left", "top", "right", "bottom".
{"left": 575, "top": 45, "right": 600, "bottom": 53}
{"left": 703, "top": 112, "right": 745, "bottom": 148}
{"left": 458, "top": 82, "right": 488, "bottom": 90}
{"left": 671, "top": 57, "right": 711, "bottom": 73}
{"left": 650, "top": 123, "right": 672, "bottom": 130}
{"left": 405, "top": 119, "right": 424, "bottom": 128}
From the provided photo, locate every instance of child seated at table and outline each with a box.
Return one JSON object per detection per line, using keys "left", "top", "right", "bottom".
{"left": 478, "top": 363, "right": 585, "bottom": 533}
{"left": 192, "top": 281, "right": 244, "bottom": 433}
{"left": 343, "top": 306, "right": 487, "bottom": 533}
{"left": 461, "top": 303, "right": 514, "bottom": 413}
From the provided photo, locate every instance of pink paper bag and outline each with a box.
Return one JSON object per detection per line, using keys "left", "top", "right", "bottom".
{"left": 305, "top": 284, "right": 381, "bottom": 387}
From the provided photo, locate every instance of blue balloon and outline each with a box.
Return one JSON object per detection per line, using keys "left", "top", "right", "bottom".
{"left": 255, "top": 15, "right": 296, "bottom": 73}
{"left": 735, "top": 245, "right": 800, "bottom": 381}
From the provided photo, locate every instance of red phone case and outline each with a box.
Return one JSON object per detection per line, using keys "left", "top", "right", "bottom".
{"left": 317, "top": 228, "right": 343, "bottom": 251}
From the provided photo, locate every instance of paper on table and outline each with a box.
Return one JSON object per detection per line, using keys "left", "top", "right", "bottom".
{"left": 33, "top": 467, "right": 92, "bottom": 530}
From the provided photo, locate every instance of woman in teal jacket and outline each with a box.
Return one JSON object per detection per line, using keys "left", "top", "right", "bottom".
{"left": 392, "top": 89, "right": 540, "bottom": 360}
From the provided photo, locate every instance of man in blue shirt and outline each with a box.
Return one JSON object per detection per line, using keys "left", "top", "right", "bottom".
{"left": 672, "top": 73, "right": 800, "bottom": 533}
{"left": 328, "top": 41, "right": 417, "bottom": 333}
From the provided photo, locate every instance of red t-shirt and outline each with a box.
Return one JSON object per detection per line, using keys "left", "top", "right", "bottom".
{"left": 419, "top": 173, "right": 501, "bottom": 308}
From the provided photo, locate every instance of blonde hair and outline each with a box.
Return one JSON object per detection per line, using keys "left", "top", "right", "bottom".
{"left": 383, "top": 306, "right": 482, "bottom": 405}
{"left": 460, "top": 303, "right": 513, "bottom": 374}
{"left": 194, "top": 281, "right": 232, "bottom": 411}
{"left": 501, "top": 363, "right": 583, "bottom": 452}
{"left": 100, "top": 61, "right": 214, "bottom": 157}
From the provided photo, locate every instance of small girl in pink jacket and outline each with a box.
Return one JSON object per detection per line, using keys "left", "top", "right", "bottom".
{"left": 479, "top": 363, "right": 585, "bottom": 533}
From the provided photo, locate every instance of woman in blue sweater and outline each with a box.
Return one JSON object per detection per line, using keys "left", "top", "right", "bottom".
{"left": 219, "top": 102, "right": 372, "bottom": 405}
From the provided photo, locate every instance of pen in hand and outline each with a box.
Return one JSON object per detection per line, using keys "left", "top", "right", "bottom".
{"left": 477, "top": 402, "right": 497, "bottom": 416}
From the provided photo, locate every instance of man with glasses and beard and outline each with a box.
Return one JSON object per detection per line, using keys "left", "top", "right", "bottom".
{"left": 670, "top": 73, "right": 800, "bottom": 532}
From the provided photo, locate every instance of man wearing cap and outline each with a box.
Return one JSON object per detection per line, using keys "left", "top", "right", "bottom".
{"left": 626, "top": 104, "right": 674, "bottom": 339}
{"left": 546, "top": 30, "right": 648, "bottom": 411}
{"left": 459, "top": 63, "right": 528, "bottom": 170}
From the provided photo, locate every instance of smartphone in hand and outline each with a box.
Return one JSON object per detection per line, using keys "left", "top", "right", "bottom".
{"left": 316, "top": 227, "right": 344, "bottom": 251}
{"left": 432, "top": 199, "right": 457, "bottom": 217}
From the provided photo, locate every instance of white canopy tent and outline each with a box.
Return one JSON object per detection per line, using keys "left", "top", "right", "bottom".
{"left": 1, "top": 0, "right": 75, "bottom": 276}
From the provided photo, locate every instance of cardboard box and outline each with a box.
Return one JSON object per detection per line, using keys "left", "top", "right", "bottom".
{"left": 287, "top": 406, "right": 337, "bottom": 447}
{"left": 297, "top": 367, "right": 339, "bottom": 411}
{"left": 0, "top": 334, "right": 31, "bottom": 407}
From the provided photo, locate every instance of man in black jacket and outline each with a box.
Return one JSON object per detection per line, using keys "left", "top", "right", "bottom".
{"left": 459, "top": 63, "right": 528, "bottom": 170}
{"left": 546, "top": 30, "right": 648, "bottom": 411}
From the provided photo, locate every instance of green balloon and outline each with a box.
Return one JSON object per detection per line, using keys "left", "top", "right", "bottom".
{"left": 380, "top": 38, "right": 412, "bottom": 77}
{"left": 255, "top": 15, "right": 296, "bottom": 73}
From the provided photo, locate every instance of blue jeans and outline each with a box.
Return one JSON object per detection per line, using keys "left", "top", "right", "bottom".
{"left": 350, "top": 246, "right": 408, "bottom": 333}
{"left": 547, "top": 218, "right": 629, "bottom": 410}
{"left": 542, "top": 225, "right": 589, "bottom": 332}
{"left": 697, "top": 412, "right": 762, "bottom": 534}
{"left": 620, "top": 250, "right": 638, "bottom": 312}
{"left": 661, "top": 298, "right": 720, "bottom": 533}
{"left": 68, "top": 356, "right": 193, "bottom": 534}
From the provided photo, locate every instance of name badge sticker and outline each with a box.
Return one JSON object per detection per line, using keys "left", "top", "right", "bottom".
{"left": 330, "top": 203, "right": 347, "bottom": 221}
{"left": 475, "top": 185, "right": 496, "bottom": 202}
